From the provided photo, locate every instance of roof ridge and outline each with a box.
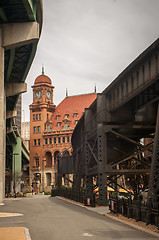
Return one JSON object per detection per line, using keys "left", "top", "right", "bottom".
{"left": 66, "top": 92, "right": 97, "bottom": 98}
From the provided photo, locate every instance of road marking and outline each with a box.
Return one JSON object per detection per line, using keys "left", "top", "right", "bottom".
{"left": 0, "top": 212, "right": 23, "bottom": 217}
{"left": 82, "top": 232, "right": 93, "bottom": 237}
{"left": 24, "top": 227, "right": 32, "bottom": 240}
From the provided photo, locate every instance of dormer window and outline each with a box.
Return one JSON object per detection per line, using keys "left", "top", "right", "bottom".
{"left": 65, "top": 114, "right": 69, "bottom": 118}
{"left": 47, "top": 125, "right": 50, "bottom": 131}
{"left": 75, "top": 120, "right": 78, "bottom": 125}
{"left": 57, "top": 122, "right": 61, "bottom": 127}
{"left": 56, "top": 115, "right": 60, "bottom": 120}
{"left": 64, "top": 123, "right": 68, "bottom": 130}
{"left": 73, "top": 113, "right": 78, "bottom": 118}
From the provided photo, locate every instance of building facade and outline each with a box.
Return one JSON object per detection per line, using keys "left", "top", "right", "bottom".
{"left": 21, "top": 121, "right": 30, "bottom": 151}
{"left": 29, "top": 72, "right": 97, "bottom": 192}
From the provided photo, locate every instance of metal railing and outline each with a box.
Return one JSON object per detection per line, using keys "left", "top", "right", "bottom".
{"left": 51, "top": 187, "right": 96, "bottom": 207}
{"left": 109, "top": 194, "right": 159, "bottom": 228}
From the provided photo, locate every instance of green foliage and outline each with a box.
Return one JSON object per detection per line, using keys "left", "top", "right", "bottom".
{"left": 23, "top": 191, "right": 32, "bottom": 194}
{"left": 44, "top": 192, "right": 51, "bottom": 195}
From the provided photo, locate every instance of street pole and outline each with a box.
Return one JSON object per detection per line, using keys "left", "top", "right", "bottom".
{"left": 42, "top": 160, "right": 46, "bottom": 193}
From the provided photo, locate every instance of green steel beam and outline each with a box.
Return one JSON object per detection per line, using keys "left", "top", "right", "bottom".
{"left": 22, "top": 147, "right": 30, "bottom": 162}
{"left": 0, "top": 7, "right": 8, "bottom": 22}
{"left": 21, "top": 42, "right": 38, "bottom": 82}
{"left": 22, "top": 0, "right": 37, "bottom": 21}
{"left": 6, "top": 49, "right": 15, "bottom": 82}
{"left": 7, "top": 131, "right": 17, "bottom": 145}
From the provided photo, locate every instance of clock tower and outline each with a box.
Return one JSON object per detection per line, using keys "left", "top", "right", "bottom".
{"left": 30, "top": 68, "right": 56, "bottom": 131}
{"left": 29, "top": 69, "right": 56, "bottom": 188}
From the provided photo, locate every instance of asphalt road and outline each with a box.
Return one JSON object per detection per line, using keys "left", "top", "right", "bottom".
{"left": 0, "top": 195, "right": 158, "bottom": 240}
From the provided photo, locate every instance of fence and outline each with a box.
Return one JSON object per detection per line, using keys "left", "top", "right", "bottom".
{"left": 109, "top": 194, "right": 159, "bottom": 228}
{"left": 51, "top": 187, "right": 96, "bottom": 207}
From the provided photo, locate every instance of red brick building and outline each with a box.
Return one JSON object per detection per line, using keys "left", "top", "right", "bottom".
{"left": 29, "top": 72, "right": 97, "bottom": 192}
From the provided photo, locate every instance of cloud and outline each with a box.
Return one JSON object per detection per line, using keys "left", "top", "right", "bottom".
{"left": 23, "top": 0, "right": 159, "bottom": 121}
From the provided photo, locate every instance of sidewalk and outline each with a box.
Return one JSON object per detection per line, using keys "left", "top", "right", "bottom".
{"left": 0, "top": 227, "right": 30, "bottom": 240}
{"left": 0, "top": 203, "right": 30, "bottom": 240}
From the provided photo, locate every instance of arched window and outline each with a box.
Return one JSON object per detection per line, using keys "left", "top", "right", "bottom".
{"left": 45, "top": 152, "right": 52, "bottom": 167}
{"left": 54, "top": 151, "right": 60, "bottom": 165}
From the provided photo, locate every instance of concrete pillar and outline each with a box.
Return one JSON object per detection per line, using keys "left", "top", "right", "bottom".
{"left": 0, "top": 27, "right": 5, "bottom": 204}
{"left": 12, "top": 136, "right": 22, "bottom": 193}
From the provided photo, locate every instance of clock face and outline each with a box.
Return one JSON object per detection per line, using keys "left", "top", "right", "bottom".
{"left": 46, "top": 91, "right": 51, "bottom": 99}
{"left": 35, "top": 91, "right": 41, "bottom": 99}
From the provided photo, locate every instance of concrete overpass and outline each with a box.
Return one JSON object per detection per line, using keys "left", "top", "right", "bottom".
{"left": 0, "top": 0, "right": 43, "bottom": 203}
{"left": 72, "top": 38, "right": 159, "bottom": 205}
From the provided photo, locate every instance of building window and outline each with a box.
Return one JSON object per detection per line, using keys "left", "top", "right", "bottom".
{"left": 47, "top": 125, "right": 50, "bottom": 131}
{"left": 34, "top": 139, "right": 36, "bottom": 146}
{"left": 57, "top": 122, "right": 61, "bottom": 127}
{"left": 73, "top": 113, "right": 78, "bottom": 118}
{"left": 35, "top": 158, "right": 39, "bottom": 167}
{"left": 56, "top": 115, "right": 60, "bottom": 120}
{"left": 36, "top": 114, "right": 38, "bottom": 120}
{"left": 38, "top": 139, "right": 40, "bottom": 146}
{"left": 33, "top": 114, "right": 36, "bottom": 121}
{"left": 38, "top": 126, "right": 41, "bottom": 132}
{"left": 65, "top": 114, "right": 69, "bottom": 118}
{"left": 34, "top": 127, "right": 36, "bottom": 133}
{"left": 75, "top": 120, "right": 78, "bottom": 125}
{"left": 67, "top": 136, "right": 70, "bottom": 143}
{"left": 45, "top": 138, "right": 48, "bottom": 145}
{"left": 49, "top": 138, "right": 52, "bottom": 144}
{"left": 54, "top": 138, "right": 56, "bottom": 144}
{"left": 58, "top": 137, "right": 61, "bottom": 143}
{"left": 39, "top": 114, "right": 41, "bottom": 120}
{"left": 64, "top": 123, "right": 68, "bottom": 130}
{"left": 63, "top": 137, "right": 65, "bottom": 143}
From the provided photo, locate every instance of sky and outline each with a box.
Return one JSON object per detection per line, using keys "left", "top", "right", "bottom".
{"left": 22, "top": 0, "right": 159, "bottom": 121}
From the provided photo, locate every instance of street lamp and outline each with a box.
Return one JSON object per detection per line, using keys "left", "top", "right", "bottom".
{"left": 11, "top": 153, "right": 19, "bottom": 198}
{"left": 42, "top": 160, "right": 46, "bottom": 193}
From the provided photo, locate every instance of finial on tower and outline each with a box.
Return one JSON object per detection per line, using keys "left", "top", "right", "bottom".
{"left": 42, "top": 64, "right": 44, "bottom": 75}
{"left": 94, "top": 84, "right": 97, "bottom": 93}
{"left": 66, "top": 88, "right": 68, "bottom": 97}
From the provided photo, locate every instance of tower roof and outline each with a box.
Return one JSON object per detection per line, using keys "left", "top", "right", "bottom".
{"left": 34, "top": 74, "right": 52, "bottom": 85}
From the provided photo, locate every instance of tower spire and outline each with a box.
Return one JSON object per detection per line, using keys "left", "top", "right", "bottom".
{"left": 42, "top": 64, "right": 44, "bottom": 75}
{"left": 94, "top": 84, "right": 97, "bottom": 93}
{"left": 66, "top": 88, "right": 68, "bottom": 97}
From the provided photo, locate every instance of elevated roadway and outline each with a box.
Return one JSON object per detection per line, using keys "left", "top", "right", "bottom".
{"left": 72, "top": 38, "right": 159, "bottom": 205}
{"left": 0, "top": 0, "right": 43, "bottom": 203}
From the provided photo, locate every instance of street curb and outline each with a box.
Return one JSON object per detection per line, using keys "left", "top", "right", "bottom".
{"left": 105, "top": 213, "right": 159, "bottom": 238}
{"left": 24, "top": 227, "right": 32, "bottom": 240}
{"left": 56, "top": 196, "right": 159, "bottom": 238}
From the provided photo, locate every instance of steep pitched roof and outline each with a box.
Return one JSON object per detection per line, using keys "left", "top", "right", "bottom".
{"left": 51, "top": 93, "right": 97, "bottom": 131}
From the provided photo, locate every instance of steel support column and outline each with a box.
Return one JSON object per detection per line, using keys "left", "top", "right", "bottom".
{"left": 85, "top": 141, "right": 93, "bottom": 203}
{"left": 97, "top": 123, "right": 107, "bottom": 205}
{"left": 149, "top": 101, "right": 159, "bottom": 203}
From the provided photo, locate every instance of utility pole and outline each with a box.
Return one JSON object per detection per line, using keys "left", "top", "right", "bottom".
{"left": 42, "top": 160, "right": 46, "bottom": 193}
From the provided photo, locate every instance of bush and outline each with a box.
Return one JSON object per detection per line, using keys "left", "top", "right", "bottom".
{"left": 44, "top": 192, "right": 51, "bottom": 195}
